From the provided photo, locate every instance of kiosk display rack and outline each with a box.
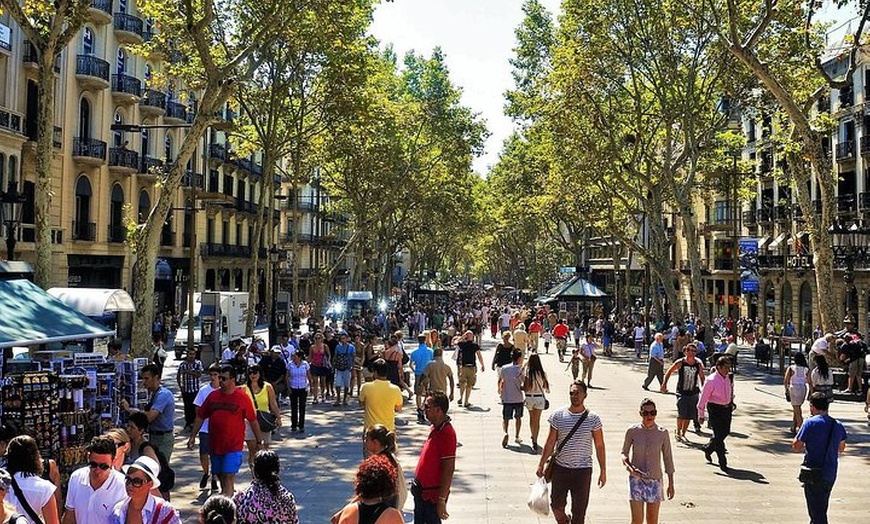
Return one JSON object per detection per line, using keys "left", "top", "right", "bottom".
{"left": 0, "top": 372, "right": 60, "bottom": 457}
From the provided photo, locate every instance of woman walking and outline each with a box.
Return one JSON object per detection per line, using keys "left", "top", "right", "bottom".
{"left": 621, "top": 399, "right": 675, "bottom": 524}
{"left": 784, "top": 352, "right": 810, "bottom": 434}
{"left": 4, "top": 436, "right": 59, "bottom": 524}
{"left": 287, "top": 350, "right": 312, "bottom": 434}
{"left": 309, "top": 333, "right": 331, "bottom": 404}
{"left": 522, "top": 353, "right": 550, "bottom": 452}
{"left": 809, "top": 354, "right": 834, "bottom": 402}
{"left": 241, "top": 365, "right": 281, "bottom": 470}
{"left": 233, "top": 451, "right": 299, "bottom": 524}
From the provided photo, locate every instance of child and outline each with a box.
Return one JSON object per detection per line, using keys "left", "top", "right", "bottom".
{"left": 542, "top": 330, "right": 552, "bottom": 354}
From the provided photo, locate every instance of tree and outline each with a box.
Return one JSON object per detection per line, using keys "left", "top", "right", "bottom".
{"left": 713, "top": 0, "right": 870, "bottom": 330}
{"left": 127, "top": 0, "right": 293, "bottom": 353}
{"left": 0, "top": 0, "right": 91, "bottom": 287}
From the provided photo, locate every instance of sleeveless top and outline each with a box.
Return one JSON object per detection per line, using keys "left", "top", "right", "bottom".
{"left": 789, "top": 365, "right": 808, "bottom": 386}
{"left": 357, "top": 501, "right": 389, "bottom": 524}
{"left": 676, "top": 360, "right": 703, "bottom": 395}
{"left": 243, "top": 385, "right": 269, "bottom": 410}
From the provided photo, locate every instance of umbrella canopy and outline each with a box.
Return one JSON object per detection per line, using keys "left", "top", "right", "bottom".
{"left": 540, "top": 275, "right": 609, "bottom": 300}
{"left": 47, "top": 287, "right": 135, "bottom": 317}
{"left": 0, "top": 280, "right": 116, "bottom": 348}
{"left": 417, "top": 280, "right": 451, "bottom": 294}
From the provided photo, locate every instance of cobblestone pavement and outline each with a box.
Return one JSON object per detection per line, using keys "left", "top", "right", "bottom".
{"left": 162, "top": 336, "right": 870, "bottom": 523}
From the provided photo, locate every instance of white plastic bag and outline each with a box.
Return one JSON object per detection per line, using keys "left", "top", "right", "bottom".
{"left": 527, "top": 477, "right": 550, "bottom": 516}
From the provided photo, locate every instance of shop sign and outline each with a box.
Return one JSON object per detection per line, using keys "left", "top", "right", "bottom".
{"left": 786, "top": 255, "right": 813, "bottom": 269}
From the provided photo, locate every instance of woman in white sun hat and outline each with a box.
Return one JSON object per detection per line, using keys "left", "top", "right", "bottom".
{"left": 109, "top": 456, "right": 181, "bottom": 524}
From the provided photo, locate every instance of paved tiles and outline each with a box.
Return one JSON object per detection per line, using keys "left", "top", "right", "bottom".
{"left": 162, "top": 338, "right": 870, "bottom": 523}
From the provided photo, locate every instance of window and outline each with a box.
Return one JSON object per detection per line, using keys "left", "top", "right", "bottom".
{"left": 141, "top": 128, "right": 150, "bottom": 157}
{"left": 144, "top": 64, "right": 152, "bottom": 83}
{"left": 113, "top": 112, "right": 123, "bottom": 147}
{"left": 0, "top": 153, "right": 5, "bottom": 192}
{"left": 78, "top": 98, "right": 91, "bottom": 139}
{"left": 714, "top": 200, "right": 731, "bottom": 224}
{"left": 116, "top": 48, "right": 126, "bottom": 74}
{"left": 119, "top": 0, "right": 128, "bottom": 13}
{"left": 82, "top": 28, "right": 94, "bottom": 55}
{"left": 74, "top": 175, "right": 92, "bottom": 240}
{"left": 110, "top": 184, "right": 124, "bottom": 242}
{"left": 138, "top": 190, "right": 150, "bottom": 223}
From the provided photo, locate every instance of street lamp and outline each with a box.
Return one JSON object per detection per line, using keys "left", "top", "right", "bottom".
{"left": 1, "top": 180, "right": 26, "bottom": 261}
{"left": 830, "top": 221, "right": 870, "bottom": 326}
{"left": 268, "top": 244, "right": 281, "bottom": 347}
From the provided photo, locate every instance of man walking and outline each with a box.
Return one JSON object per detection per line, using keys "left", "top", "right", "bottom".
{"left": 661, "top": 343, "right": 705, "bottom": 439}
{"left": 642, "top": 333, "right": 665, "bottom": 391}
{"left": 176, "top": 347, "right": 203, "bottom": 433}
{"left": 359, "top": 359, "right": 404, "bottom": 433}
{"left": 193, "top": 363, "right": 221, "bottom": 491}
{"left": 332, "top": 331, "right": 355, "bottom": 406}
{"left": 553, "top": 319, "right": 570, "bottom": 362}
{"left": 792, "top": 392, "right": 848, "bottom": 524}
{"left": 536, "top": 380, "right": 606, "bottom": 524}
{"left": 697, "top": 356, "right": 734, "bottom": 471}
{"left": 456, "top": 331, "right": 484, "bottom": 408}
{"left": 261, "top": 347, "right": 288, "bottom": 404}
{"left": 498, "top": 349, "right": 525, "bottom": 447}
{"left": 410, "top": 334, "right": 434, "bottom": 423}
{"left": 120, "top": 363, "right": 175, "bottom": 461}
{"left": 62, "top": 436, "right": 127, "bottom": 524}
{"left": 420, "top": 347, "right": 454, "bottom": 397}
{"left": 187, "top": 364, "right": 263, "bottom": 497}
{"left": 578, "top": 334, "right": 597, "bottom": 386}
{"left": 413, "top": 391, "right": 456, "bottom": 524}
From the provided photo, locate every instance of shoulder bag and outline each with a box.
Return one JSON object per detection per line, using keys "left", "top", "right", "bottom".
{"left": 9, "top": 474, "right": 43, "bottom": 524}
{"left": 248, "top": 386, "right": 278, "bottom": 433}
{"left": 798, "top": 417, "right": 835, "bottom": 485}
{"left": 542, "top": 410, "right": 589, "bottom": 482}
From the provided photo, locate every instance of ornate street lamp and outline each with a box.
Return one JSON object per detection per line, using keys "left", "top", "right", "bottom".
{"left": 269, "top": 244, "right": 281, "bottom": 346}
{"left": 1, "top": 180, "right": 26, "bottom": 261}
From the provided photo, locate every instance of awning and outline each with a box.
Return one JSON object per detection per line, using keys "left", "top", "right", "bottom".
{"left": 756, "top": 235, "right": 772, "bottom": 250}
{"left": 46, "top": 288, "right": 135, "bottom": 317}
{"left": 768, "top": 232, "right": 790, "bottom": 249}
{"left": 0, "top": 279, "right": 115, "bottom": 349}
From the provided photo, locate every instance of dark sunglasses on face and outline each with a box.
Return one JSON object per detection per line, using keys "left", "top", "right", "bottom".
{"left": 641, "top": 410, "right": 657, "bottom": 416}
{"left": 88, "top": 461, "right": 111, "bottom": 471}
{"left": 248, "top": 371, "right": 259, "bottom": 375}
{"left": 124, "top": 476, "right": 148, "bottom": 487}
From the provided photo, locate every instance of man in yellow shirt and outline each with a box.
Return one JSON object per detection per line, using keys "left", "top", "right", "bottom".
{"left": 359, "top": 358, "right": 404, "bottom": 432}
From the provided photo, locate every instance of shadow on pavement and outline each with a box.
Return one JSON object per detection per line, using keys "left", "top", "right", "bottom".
{"left": 717, "top": 466, "right": 769, "bottom": 484}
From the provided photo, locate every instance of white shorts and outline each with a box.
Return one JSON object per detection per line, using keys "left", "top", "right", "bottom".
{"left": 244, "top": 419, "right": 273, "bottom": 443}
{"left": 334, "top": 369, "right": 352, "bottom": 388}
{"left": 524, "top": 394, "right": 546, "bottom": 410}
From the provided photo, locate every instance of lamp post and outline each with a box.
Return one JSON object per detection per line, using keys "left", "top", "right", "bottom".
{"left": 1, "top": 180, "right": 26, "bottom": 261}
{"left": 269, "top": 244, "right": 281, "bottom": 347}
{"left": 830, "top": 221, "right": 870, "bottom": 327}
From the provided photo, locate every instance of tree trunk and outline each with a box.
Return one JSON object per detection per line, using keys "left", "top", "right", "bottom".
{"left": 33, "top": 57, "right": 57, "bottom": 288}
{"left": 245, "top": 153, "right": 275, "bottom": 335}
{"left": 677, "top": 195, "right": 711, "bottom": 327}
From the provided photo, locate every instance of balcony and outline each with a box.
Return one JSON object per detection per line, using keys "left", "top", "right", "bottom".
{"left": 72, "top": 221, "right": 97, "bottom": 241}
{"left": 22, "top": 42, "right": 60, "bottom": 73}
{"left": 209, "top": 143, "right": 229, "bottom": 162}
{"left": 758, "top": 255, "right": 785, "bottom": 268}
{"left": 757, "top": 207, "right": 773, "bottom": 223}
{"left": 139, "top": 89, "right": 166, "bottom": 117}
{"left": 181, "top": 171, "right": 204, "bottom": 189}
{"left": 113, "top": 13, "right": 144, "bottom": 44}
{"left": 793, "top": 202, "right": 804, "bottom": 219}
{"left": 89, "top": 0, "right": 112, "bottom": 24}
{"left": 71, "top": 137, "right": 106, "bottom": 166}
{"left": 75, "top": 54, "right": 110, "bottom": 90}
{"left": 774, "top": 204, "right": 791, "bottom": 222}
{"left": 713, "top": 258, "right": 734, "bottom": 271}
{"left": 139, "top": 155, "right": 164, "bottom": 175}
{"left": 0, "top": 107, "right": 24, "bottom": 136}
{"left": 860, "top": 192, "right": 870, "bottom": 212}
{"left": 160, "top": 230, "right": 175, "bottom": 247}
{"left": 111, "top": 73, "right": 141, "bottom": 104}
{"left": 836, "top": 140, "right": 855, "bottom": 161}
{"left": 212, "top": 108, "right": 236, "bottom": 131}
{"left": 837, "top": 194, "right": 857, "bottom": 214}
{"left": 164, "top": 101, "right": 187, "bottom": 123}
{"left": 107, "top": 225, "right": 126, "bottom": 243}
{"left": 742, "top": 209, "right": 757, "bottom": 226}
{"left": 201, "top": 243, "right": 251, "bottom": 258}
{"left": 108, "top": 147, "right": 139, "bottom": 173}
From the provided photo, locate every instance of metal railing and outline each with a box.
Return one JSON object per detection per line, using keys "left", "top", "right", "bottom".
{"left": 160, "top": 230, "right": 175, "bottom": 246}
{"left": 836, "top": 140, "right": 855, "bottom": 160}
{"left": 90, "top": 0, "right": 112, "bottom": 15}
{"left": 140, "top": 89, "right": 166, "bottom": 110}
{"left": 837, "top": 194, "right": 857, "bottom": 213}
{"left": 72, "top": 137, "right": 107, "bottom": 160}
{"left": 107, "top": 225, "right": 125, "bottom": 243}
{"left": 209, "top": 143, "right": 228, "bottom": 161}
{"left": 72, "top": 221, "right": 96, "bottom": 241}
{"left": 75, "top": 54, "right": 110, "bottom": 82}
{"left": 111, "top": 73, "right": 141, "bottom": 96}
{"left": 109, "top": 147, "right": 139, "bottom": 169}
{"left": 165, "top": 101, "right": 187, "bottom": 120}
{"left": 742, "top": 209, "right": 757, "bottom": 225}
{"left": 113, "top": 13, "right": 143, "bottom": 36}
{"left": 140, "top": 155, "right": 164, "bottom": 174}
{"left": 201, "top": 243, "right": 252, "bottom": 258}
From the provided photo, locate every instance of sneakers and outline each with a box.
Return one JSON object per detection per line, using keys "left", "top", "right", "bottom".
{"left": 199, "top": 473, "right": 208, "bottom": 490}
{"left": 515, "top": 437, "right": 523, "bottom": 445}
{"left": 211, "top": 476, "right": 219, "bottom": 492}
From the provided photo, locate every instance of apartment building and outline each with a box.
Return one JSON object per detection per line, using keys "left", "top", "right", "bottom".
{"left": 0, "top": 1, "right": 282, "bottom": 317}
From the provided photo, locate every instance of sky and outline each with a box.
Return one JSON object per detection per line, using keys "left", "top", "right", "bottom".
{"left": 370, "top": 0, "right": 562, "bottom": 176}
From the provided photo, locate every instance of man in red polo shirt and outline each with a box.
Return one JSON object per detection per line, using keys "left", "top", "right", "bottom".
{"left": 553, "top": 319, "right": 570, "bottom": 362}
{"left": 413, "top": 391, "right": 456, "bottom": 524}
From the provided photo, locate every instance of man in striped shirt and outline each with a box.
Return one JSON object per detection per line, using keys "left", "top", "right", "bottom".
{"left": 536, "top": 380, "right": 607, "bottom": 524}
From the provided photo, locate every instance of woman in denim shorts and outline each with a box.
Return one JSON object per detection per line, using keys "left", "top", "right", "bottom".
{"left": 620, "top": 399, "right": 675, "bottom": 524}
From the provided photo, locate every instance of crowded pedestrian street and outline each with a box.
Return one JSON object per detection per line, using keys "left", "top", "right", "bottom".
{"left": 156, "top": 332, "right": 869, "bottom": 523}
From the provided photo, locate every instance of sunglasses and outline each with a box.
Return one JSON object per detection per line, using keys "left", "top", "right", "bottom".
{"left": 124, "top": 476, "right": 149, "bottom": 487}
{"left": 88, "top": 461, "right": 111, "bottom": 471}
{"left": 640, "top": 410, "right": 657, "bottom": 416}
{"left": 248, "top": 371, "right": 259, "bottom": 375}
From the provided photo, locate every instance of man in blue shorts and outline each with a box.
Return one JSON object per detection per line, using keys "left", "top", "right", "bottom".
{"left": 498, "top": 349, "right": 525, "bottom": 448}
{"left": 187, "top": 364, "right": 263, "bottom": 497}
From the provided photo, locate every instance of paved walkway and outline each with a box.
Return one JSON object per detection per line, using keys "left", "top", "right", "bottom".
{"left": 162, "top": 336, "right": 870, "bottom": 523}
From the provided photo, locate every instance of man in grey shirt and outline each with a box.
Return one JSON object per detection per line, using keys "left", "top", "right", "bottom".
{"left": 498, "top": 349, "right": 525, "bottom": 448}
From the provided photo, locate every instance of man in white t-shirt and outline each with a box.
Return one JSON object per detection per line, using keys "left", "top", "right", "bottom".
{"left": 634, "top": 324, "right": 646, "bottom": 358}
{"left": 192, "top": 363, "right": 221, "bottom": 491}
{"left": 63, "top": 436, "right": 127, "bottom": 524}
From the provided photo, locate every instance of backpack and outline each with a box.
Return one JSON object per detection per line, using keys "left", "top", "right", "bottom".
{"left": 333, "top": 346, "right": 350, "bottom": 371}
{"left": 139, "top": 442, "right": 176, "bottom": 490}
